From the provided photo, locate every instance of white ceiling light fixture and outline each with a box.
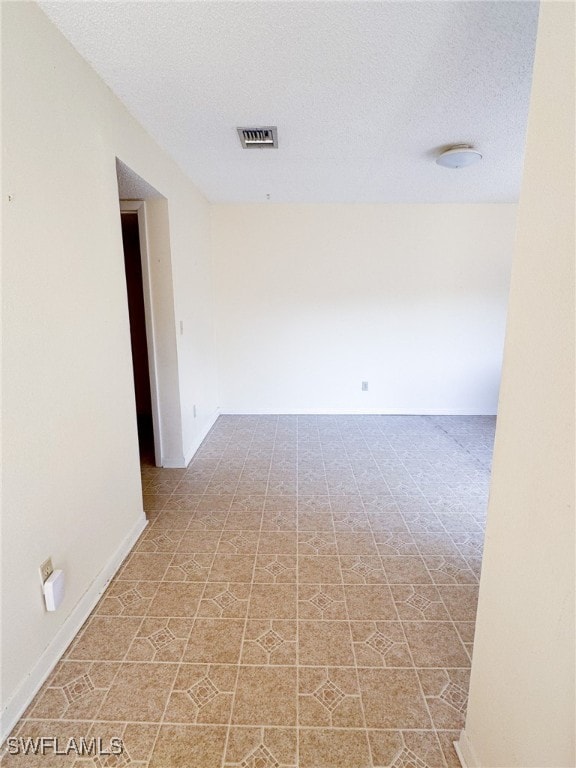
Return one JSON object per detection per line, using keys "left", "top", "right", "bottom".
{"left": 436, "top": 145, "right": 483, "bottom": 168}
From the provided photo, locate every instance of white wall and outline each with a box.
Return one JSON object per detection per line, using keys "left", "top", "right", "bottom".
{"left": 1, "top": 2, "right": 219, "bottom": 739}
{"left": 212, "top": 204, "right": 516, "bottom": 415}
{"left": 458, "top": 2, "right": 575, "bottom": 766}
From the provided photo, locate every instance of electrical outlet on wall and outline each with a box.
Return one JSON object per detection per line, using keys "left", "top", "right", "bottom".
{"left": 362, "top": 381, "right": 369, "bottom": 391}
{"left": 39, "top": 557, "right": 54, "bottom": 584}
{"left": 193, "top": 405, "right": 197, "bottom": 418}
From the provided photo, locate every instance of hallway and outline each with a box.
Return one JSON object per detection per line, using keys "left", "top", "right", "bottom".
{"left": 2, "top": 415, "right": 493, "bottom": 767}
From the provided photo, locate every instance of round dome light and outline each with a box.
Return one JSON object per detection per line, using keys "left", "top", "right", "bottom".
{"left": 436, "top": 145, "right": 483, "bottom": 169}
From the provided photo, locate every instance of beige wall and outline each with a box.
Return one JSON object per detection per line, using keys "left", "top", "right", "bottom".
{"left": 459, "top": 2, "right": 575, "bottom": 766}
{"left": 1, "top": 2, "right": 218, "bottom": 738}
{"left": 212, "top": 203, "right": 516, "bottom": 415}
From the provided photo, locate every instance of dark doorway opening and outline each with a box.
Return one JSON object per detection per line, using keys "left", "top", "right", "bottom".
{"left": 120, "top": 212, "right": 155, "bottom": 465}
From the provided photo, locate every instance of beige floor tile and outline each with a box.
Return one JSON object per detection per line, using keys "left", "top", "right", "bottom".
{"left": 27, "top": 660, "right": 119, "bottom": 721}
{"left": 117, "top": 552, "right": 173, "bottom": 581}
{"left": 299, "top": 667, "right": 363, "bottom": 727}
{"left": 424, "top": 555, "right": 478, "bottom": 584}
{"left": 367, "top": 512, "right": 408, "bottom": 532}
{"left": 329, "top": 494, "right": 365, "bottom": 515}
{"left": 208, "top": 554, "right": 255, "bottom": 582}
{"left": 390, "top": 584, "right": 451, "bottom": 621}
{"left": 299, "top": 728, "right": 372, "bottom": 768}
{"left": 226, "top": 509, "right": 264, "bottom": 527}
{"left": 417, "top": 667, "right": 470, "bottom": 729}
{"left": 97, "top": 662, "right": 177, "bottom": 721}
{"left": 299, "top": 621, "right": 355, "bottom": 666}
{"left": 197, "top": 583, "right": 250, "bottom": 619}
{"left": 185, "top": 510, "right": 228, "bottom": 529}
{"left": 86, "top": 721, "right": 159, "bottom": 765}
{"left": 298, "top": 496, "right": 332, "bottom": 513}
{"left": 298, "top": 531, "right": 338, "bottom": 555}
{"left": 339, "top": 555, "right": 387, "bottom": 584}
{"left": 357, "top": 668, "right": 432, "bottom": 729}
{"left": 402, "top": 622, "right": 470, "bottom": 667}
{"left": 163, "top": 553, "right": 214, "bottom": 582}
{"left": 335, "top": 532, "right": 378, "bottom": 556}
{"left": 147, "top": 509, "right": 196, "bottom": 530}
{"left": 126, "top": 617, "right": 193, "bottom": 662}
{"left": 332, "top": 512, "right": 372, "bottom": 532}
{"left": 298, "top": 584, "right": 348, "bottom": 620}
{"left": 195, "top": 495, "right": 234, "bottom": 512}
{"left": 67, "top": 616, "right": 143, "bottom": 661}
{"left": 224, "top": 726, "right": 297, "bottom": 767}
{"left": 373, "top": 531, "right": 420, "bottom": 556}
{"left": 454, "top": 620, "right": 476, "bottom": 652}
{"left": 183, "top": 618, "right": 244, "bottom": 664}
{"left": 253, "top": 554, "right": 297, "bottom": 583}
{"left": 242, "top": 620, "right": 297, "bottom": 665}
{"left": 368, "top": 729, "right": 446, "bottom": 767}
{"left": 344, "top": 584, "right": 397, "bottom": 621}
{"left": 143, "top": 493, "right": 170, "bottom": 513}
{"left": 231, "top": 666, "right": 297, "bottom": 726}
{"left": 263, "top": 496, "right": 298, "bottom": 512}
{"left": 248, "top": 583, "right": 297, "bottom": 619}
{"left": 0, "top": 720, "right": 89, "bottom": 767}
{"left": 257, "top": 531, "right": 298, "bottom": 553}
{"left": 436, "top": 729, "right": 465, "bottom": 768}
{"left": 260, "top": 510, "right": 297, "bottom": 530}
{"left": 297, "top": 512, "right": 334, "bottom": 531}
{"left": 217, "top": 530, "right": 260, "bottom": 554}
{"left": 412, "top": 531, "right": 463, "bottom": 558}
{"left": 298, "top": 556, "right": 342, "bottom": 583}
{"left": 230, "top": 496, "right": 267, "bottom": 512}
{"left": 95, "top": 580, "right": 159, "bottom": 616}
{"left": 437, "top": 584, "right": 479, "bottom": 621}
{"left": 135, "top": 529, "right": 183, "bottom": 553}
{"left": 148, "top": 724, "right": 227, "bottom": 768}
{"left": 176, "top": 530, "right": 221, "bottom": 553}
{"left": 144, "top": 476, "right": 182, "bottom": 493}
{"left": 380, "top": 555, "right": 433, "bottom": 583}
{"left": 162, "top": 494, "right": 201, "bottom": 512}
{"left": 146, "top": 582, "right": 204, "bottom": 617}
{"left": 164, "top": 664, "right": 236, "bottom": 724}
{"left": 351, "top": 621, "right": 412, "bottom": 667}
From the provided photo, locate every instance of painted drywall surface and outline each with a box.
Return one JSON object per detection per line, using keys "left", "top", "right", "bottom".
{"left": 1, "top": 1, "right": 218, "bottom": 731}
{"left": 139, "top": 198, "right": 184, "bottom": 465}
{"left": 461, "top": 2, "right": 575, "bottom": 766}
{"left": 169, "top": 194, "right": 220, "bottom": 463}
{"left": 212, "top": 204, "right": 516, "bottom": 415}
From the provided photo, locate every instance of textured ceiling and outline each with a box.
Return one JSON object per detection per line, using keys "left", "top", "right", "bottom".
{"left": 40, "top": 1, "right": 539, "bottom": 203}
{"left": 116, "top": 159, "right": 164, "bottom": 200}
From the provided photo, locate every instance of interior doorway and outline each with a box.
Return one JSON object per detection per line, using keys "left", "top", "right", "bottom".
{"left": 119, "top": 202, "right": 161, "bottom": 466}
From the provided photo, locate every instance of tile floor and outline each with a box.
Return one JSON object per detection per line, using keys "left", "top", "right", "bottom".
{"left": 1, "top": 415, "right": 495, "bottom": 767}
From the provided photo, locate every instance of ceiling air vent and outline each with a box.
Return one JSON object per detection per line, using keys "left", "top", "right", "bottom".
{"left": 237, "top": 126, "right": 278, "bottom": 149}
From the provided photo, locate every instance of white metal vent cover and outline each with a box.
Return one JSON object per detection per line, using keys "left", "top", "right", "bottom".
{"left": 237, "top": 126, "right": 278, "bottom": 149}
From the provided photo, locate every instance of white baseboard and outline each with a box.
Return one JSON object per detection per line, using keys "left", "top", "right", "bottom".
{"left": 0, "top": 513, "right": 147, "bottom": 745}
{"left": 219, "top": 408, "right": 497, "bottom": 416}
{"left": 455, "top": 729, "right": 480, "bottom": 768}
{"left": 162, "top": 455, "right": 188, "bottom": 468}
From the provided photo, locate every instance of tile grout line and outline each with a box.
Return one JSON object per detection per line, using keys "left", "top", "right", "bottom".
{"left": 143, "top": 436, "right": 224, "bottom": 767}
{"left": 219, "top": 417, "right": 264, "bottom": 768}
{"left": 146, "top": 425, "right": 236, "bottom": 767}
